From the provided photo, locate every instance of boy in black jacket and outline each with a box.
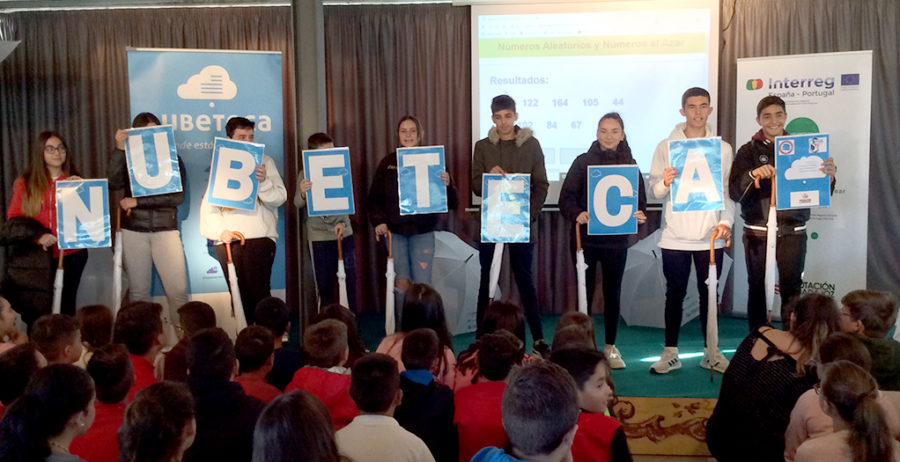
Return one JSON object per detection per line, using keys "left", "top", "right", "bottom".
{"left": 394, "top": 328, "right": 456, "bottom": 462}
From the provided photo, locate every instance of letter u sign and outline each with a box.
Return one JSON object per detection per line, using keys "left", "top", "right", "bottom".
{"left": 125, "top": 125, "right": 183, "bottom": 197}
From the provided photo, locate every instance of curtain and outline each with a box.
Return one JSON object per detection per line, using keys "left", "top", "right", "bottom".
{"left": 718, "top": 0, "right": 900, "bottom": 295}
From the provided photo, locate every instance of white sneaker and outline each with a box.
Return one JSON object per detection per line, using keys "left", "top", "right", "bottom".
{"left": 701, "top": 347, "right": 730, "bottom": 373}
{"left": 650, "top": 347, "right": 681, "bottom": 374}
{"left": 605, "top": 345, "right": 626, "bottom": 370}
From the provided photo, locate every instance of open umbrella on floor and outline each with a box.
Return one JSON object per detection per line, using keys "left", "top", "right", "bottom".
{"left": 224, "top": 232, "right": 248, "bottom": 334}
{"left": 431, "top": 231, "right": 481, "bottom": 335}
{"left": 575, "top": 222, "right": 589, "bottom": 314}
{"left": 384, "top": 231, "right": 396, "bottom": 335}
{"left": 112, "top": 208, "right": 124, "bottom": 315}
{"left": 336, "top": 229, "right": 349, "bottom": 308}
{"left": 51, "top": 252, "right": 63, "bottom": 314}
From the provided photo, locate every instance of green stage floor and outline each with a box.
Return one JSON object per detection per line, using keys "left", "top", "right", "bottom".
{"left": 358, "top": 313, "right": 771, "bottom": 399}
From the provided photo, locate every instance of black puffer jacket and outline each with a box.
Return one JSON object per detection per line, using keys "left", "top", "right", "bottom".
{"left": 0, "top": 216, "right": 54, "bottom": 325}
{"left": 107, "top": 149, "right": 187, "bottom": 232}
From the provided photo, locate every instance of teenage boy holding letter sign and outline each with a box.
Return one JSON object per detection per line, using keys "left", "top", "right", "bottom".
{"left": 108, "top": 112, "right": 189, "bottom": 324}
{"left": 296, "top": 132, "right": 359, "bottom": 313}
{"left": 471, "top": 95, "right": 550, "bottom": 356}
{"left": 559, "top": 112, "right": 647, "bottom": 369}
{"left": 200, "top": 117, "right": 287, "bottom": 324}
{"left": 648, "top": 87, "right": 734, "bottom": 375}
{"left": 729, "top": 96, "right": 836, "bottom": 329}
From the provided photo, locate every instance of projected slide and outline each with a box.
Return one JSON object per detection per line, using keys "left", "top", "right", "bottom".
{"left": 472, "top": 1, "right": 718, "bottom": 204}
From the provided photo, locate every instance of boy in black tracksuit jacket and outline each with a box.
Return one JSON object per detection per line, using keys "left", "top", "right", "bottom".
{"left": 729, "top": 96, "right": 836, "bottom": 329}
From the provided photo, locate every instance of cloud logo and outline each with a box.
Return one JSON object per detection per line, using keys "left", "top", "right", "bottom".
{"left": 784, "top": 156, "right": 826, "bottom": 180}
{"left": 177, "top": 65, "right": 237, "bottom": 100}
{"left": 746, "top": 79, "right": 763, "bottom": 90}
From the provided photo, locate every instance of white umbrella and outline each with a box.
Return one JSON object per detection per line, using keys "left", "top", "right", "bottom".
{"left": 384, "top": 231, "right": 396, "bottom": 335}
{"left": 51, "top": 253, "right": 63, "bottom": 314}
{"left": 757, "top": 176, "right": 778, "bottom": 324}
{"left": 431, "top": 231, "right": 481, "bottom": 335}
{"left": 112, "top": 208, "right": 124, "bottom": 314}
{"left": 488, "top": 242, "right": 505, "bottom": 301}
{"left": 336, "top": 230, "right": 349, "bottom": 308}
{"left": 225, "top": 232, "right": 248, "bottom": 334}
{"left": 575, "top": 222, "right": 589, "bottom": 314}
{"left": 706, "top": 234, "right": 728, "bottom": 382}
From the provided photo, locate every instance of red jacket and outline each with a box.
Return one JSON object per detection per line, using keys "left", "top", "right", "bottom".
{"left": 454, "top": 381, "right": 507, "bottom": 462}
{"left": 235, "top": 375, "right": 282, "bottom": 403}
{"left": 70, "top": 401, "right": 126, "bottom": 462}
{"left": 126, "top": 354, "right": 159, "bottom": 403}
{"left": 572, "top": 412, "right": 621, "bottom": 462}
{"left": 285, "top": 367, "right": 358, "bottom": 430}
{"left": 7, "top": 175, "right": 78, "bottom": 258}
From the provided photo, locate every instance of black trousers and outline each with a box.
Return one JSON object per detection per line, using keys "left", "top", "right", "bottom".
{"left": 581, "top": 246, "right": 628, "bottom": 345}
{"left": 477, "top": 241, "right": 544, "bottom": 342}
{"left": 743, "top": 230, "right": 807, "bottom": 330}
{"left": 60, "top": 249, "right": 88, "bottom": 317}
{"left": 215, "top": 237, "right": 276, "bottom": 325}
{"left": 661, "top": 248, "right": 723, "bottom": 347}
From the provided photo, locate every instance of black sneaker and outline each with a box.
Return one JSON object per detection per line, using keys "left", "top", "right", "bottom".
{"left": 533, "top": 339, "right": 551, "bottom": 359}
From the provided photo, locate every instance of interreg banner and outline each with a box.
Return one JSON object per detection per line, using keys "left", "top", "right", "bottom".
{"left": 481, "top": 174, "right": 530, "bottom": 243}
{"left": 397, "top": 146, "right": 447, "bottom": 215}
{"left": 587, "top": 165, "right": 639, "bottom": 235}
{"left": 734, "top": 51, "right": 872, "bottom": 318}
{"left": 774, "top": 133, "right": 832, "bottom": 210}
{"left": 56, "top": 180, "right": 111, "bottom": 250}
{"left": 207, "top": 138, "right": 264, "bottom": 210}
{"left": 667, "top": 137, "right": 724, "bottom": 212}
{"left": 125, "top": 125, "right": 182, "bottom": 197}
{"left": 128, "top": 49, "right": 284, "bottom": 296}
{"left": 302, "top": 147, "right": 354, "bottom": 217}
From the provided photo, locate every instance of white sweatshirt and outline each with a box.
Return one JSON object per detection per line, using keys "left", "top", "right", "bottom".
{"left": 648, "top": 123, "right": 735, "bottom": 251}
{"left": 199, "top": 154, "right": 287, "bottom": 243}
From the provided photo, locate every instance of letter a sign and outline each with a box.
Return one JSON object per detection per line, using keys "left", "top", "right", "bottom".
{"left": 668, "top": 137, "right": 724, "bottom": 212}
{"left": 207, "top": 137, "right": 264, "bottom": 210}
{"left": 56, "top": 179, "right": 111, "bottom": 249}
{"left": 125, "top": 125, "right": 182, "bottom": 197}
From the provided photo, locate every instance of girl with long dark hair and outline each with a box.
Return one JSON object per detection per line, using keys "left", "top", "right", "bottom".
{"left": 252, "top": 391, "right": 344, "bottom": 462}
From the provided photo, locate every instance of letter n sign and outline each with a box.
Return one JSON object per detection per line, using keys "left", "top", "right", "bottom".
{"left": 125, "top": 125, "right": 182, "bottom": 197}
{"left": 398, "top": 146, "right": 447, "bottom": 215}
{"left": 207, "top": 137, "right": 264, "bottom": 210}
{"left": 56, "top": 179, "right": 111, "bottom": 249}
{"left": 302, "top": 147, "right": 355, "bottom": 216}
{"left": 587, "top": 165, "right": 639, "bottom": 235}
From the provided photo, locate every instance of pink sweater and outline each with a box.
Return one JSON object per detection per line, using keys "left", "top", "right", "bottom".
{"left": 376, "top": 333, "right": 456, "bottom": 387}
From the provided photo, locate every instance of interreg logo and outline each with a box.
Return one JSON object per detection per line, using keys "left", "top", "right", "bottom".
{"left": 746, "top": 79, "right": 763, "bottom": 90}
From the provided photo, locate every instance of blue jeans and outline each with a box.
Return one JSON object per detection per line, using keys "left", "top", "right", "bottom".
{"left": 391, "top": 232, "right": 435, "bottom": 284}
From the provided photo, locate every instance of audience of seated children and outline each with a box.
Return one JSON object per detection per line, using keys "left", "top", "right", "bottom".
{"left": 550, "top": 347, "right": 632, "bottom": 462}
{"left": 74, "top": 305, "right": 113, "bottom": 368}
{"left": 183, "top": 328, "right": 266, "bottom": 462}
{"left": 0, "top": 343, "right": 46, "bottom": 418}
{"left": 0, "top": 294, "right": 27, "bottom": 354}
{"left": 164, "top": 301, "right": 216, "bottom": 382}
{"left": 840, "top": 289, "right": 900, "bottom": 390}
{"left": 794, "top": 361, "right": 900, "bottom": 462}
{"left": 118, "top": 382, "right": 196, "bottom": 462}
{"left": 784, "top": 332, "right": 900, "bottom": 461}
{"left": 551, "top": 311, "right": 598, "bottom": 352}
{"left": 378, "top": 283, "right": 456, "bottom": 386}
{"left": 70, "top": 344, "right": 134, "bottom": 462}
{"left": 394, "top": 328, "right": 457, "bottom": 462}
{"left": 234, "top": 325, "right": 282, "bottom": 403}
{"left": 312, "top": 303, "right": 368, "bottom": 368}
{"left": 30, "top": 313, "right": 83, "bottom": 365}
{"left": 0, "top": 364, "right": 96, "bottom": 462}
{"left": 336, "top": 353, "right": 435, "bottom": 462}
{"left": 285, "top": 319, "right": 358, "bottom": 430}
{"left": 113, "top": 301, "right": 164, "bottom": 402}
{"left": 470, "top": 361, "right": 581, "bottom": 462}
{"left": 455, "top": 330, "right": 526, "bottom": 462}
{"left": 707, "top": 294, "right": 842, "bottom": 462}
{"left": 455, "top": 301, "right": 529, "bottom": 390}
{"left": 252, "top": 390, "right": 344, "bottom": 462}
{"left": 254, "top": 296, "right": 303, "bottom": 390}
